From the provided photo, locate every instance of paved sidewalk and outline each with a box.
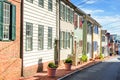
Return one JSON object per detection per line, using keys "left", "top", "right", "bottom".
{"left": 19, "top": 56, "right": 117, "bottom": 80}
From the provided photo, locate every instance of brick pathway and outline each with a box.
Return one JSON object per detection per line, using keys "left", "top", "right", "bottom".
{"left": 19, "top": 56, "right": 117, "bottom": 80}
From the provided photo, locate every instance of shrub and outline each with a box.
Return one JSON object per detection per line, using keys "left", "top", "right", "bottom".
{"left": 99, "top": 53, "right": 104, "bottom": 59}
{"left": 81, "top": 54, "right": 88, "bottom": 62}
{"left": 65, "top": 58, "right": 72, "bottom": 63}
{"left": 48, "top": 62, "right": 57, "bottom": 68}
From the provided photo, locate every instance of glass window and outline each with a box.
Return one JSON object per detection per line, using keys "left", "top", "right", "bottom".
{"left": 26, "top": 0, "right": 33, "bottom": 3}
{"left": 48, "top": 27, "right": 52, "bottom": 49}
{"left": 26, "top": 22, "right": 33, "bottom": 51}
{"left": 48, "top": 0, "right": 52, "bottom": 11}
{"left": 60, "top": 31, "right": 63, "bottom": 49}
{"left": 3, "top": 3, "right": 10, "bottom": 40}
{"left": 38, "top": 0, "right": 44, "bottom": 8}
{"left": 38, "top": 25, "right": 44, "bottom": 50}
{"left": 102, "top": 36, "right": 105, "bottom": 42}
{"left": 67, "top": 32, "right": 70, "bottom": 48}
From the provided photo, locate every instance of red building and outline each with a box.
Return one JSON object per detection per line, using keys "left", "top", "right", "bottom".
{"left": 0, "top": 0, "right": 21, "bottom": 79}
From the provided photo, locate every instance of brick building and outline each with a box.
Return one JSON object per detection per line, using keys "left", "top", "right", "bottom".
{"left": 0, "top": 0, "right": 21, "bottom": 79}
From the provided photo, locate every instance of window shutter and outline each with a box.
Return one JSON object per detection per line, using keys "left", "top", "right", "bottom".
{"left": 0, "top": 1, "right": 3, "bottom": 40}
{"left": 10, "top": 4, "right": 16, "bottom": 40}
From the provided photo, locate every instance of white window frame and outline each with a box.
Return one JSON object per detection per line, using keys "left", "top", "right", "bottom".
{"left": 48, "top": 27, "right": 52, "bottom": 49}
{"left": 26, "top": 22, "right": 33, "bottom": 51}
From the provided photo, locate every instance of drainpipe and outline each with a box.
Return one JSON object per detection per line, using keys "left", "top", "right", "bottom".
{"left": 56, "top": 0, "right": 60, "bottom": 65}
{"left": 20, "top": 0, "right": 24, "bottom": 77}
{"left": 83, "top": 15, "right": 87, "bottom": 54}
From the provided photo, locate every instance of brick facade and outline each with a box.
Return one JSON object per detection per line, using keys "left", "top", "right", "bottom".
{"left": 0, "top": 0, "right": 21, "bottom": 80}
{"left": 23, "top": 61, "right": 54, "bottom": 77}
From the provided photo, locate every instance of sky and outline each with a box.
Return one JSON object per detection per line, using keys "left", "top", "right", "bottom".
{"left": 71, "top": 0, "right": 120, "bottom": 35}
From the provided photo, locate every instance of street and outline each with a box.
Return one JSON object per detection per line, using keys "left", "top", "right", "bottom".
{"left": 60, "top": 56, "right": 120, "bottom": 80}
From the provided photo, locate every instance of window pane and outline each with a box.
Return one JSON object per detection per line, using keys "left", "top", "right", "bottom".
{"left": 3, "top": 3, "right": 10, "bottom": 40}
{"left": 39, "top": 0, "right": 44, "bottom": 7}
{"left": 48, "top": 27, "right": 52, "bottom": 49}
{"left": 26, "top": 0, "right": 33, "bottom": 3}
{"left": 26, "top": 22, "right": 33, "bottom": 51}
{"left": 48, "top": 0, "right": 52, "bottom": 11}
{"left": 38, "top": 25, "right": 44, "bottom": 50}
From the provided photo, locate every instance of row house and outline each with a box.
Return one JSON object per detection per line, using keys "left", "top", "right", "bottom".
{"left": 86, "top": 15, "right": 94, "bottom": 60}
{"left": 101, "top": 30, "right": 109, "bottom": 57}
{"left": 59, "top": 0, "right": 74, "bottom": 64}
{"left": 0, "top": 0, "right": 21, "bottom": 79}
{"left": 93, "top": 21, "right": 102, "bottom": 59}
{"left": 0, "top": 0, "right": 103, "bottom": 79}
{"left": 22, "top": 0, "right": 57, "bottom": 76}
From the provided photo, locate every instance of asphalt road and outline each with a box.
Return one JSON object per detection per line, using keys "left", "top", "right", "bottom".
{"left": 60, "top": 56, "right": 120, "bottom": 80}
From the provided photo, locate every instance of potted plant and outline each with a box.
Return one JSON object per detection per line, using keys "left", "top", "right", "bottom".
{"left": 64, "top": 58, "right": 72, "bottom": 71}
{"left": 47, "top": 62, "right": 57, "bottom": 77}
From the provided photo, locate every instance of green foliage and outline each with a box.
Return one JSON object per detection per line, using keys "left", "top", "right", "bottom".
{"left": 65, "top": 58, "right": 72, "bottom": 63}
{"left": 99, "top": 53, "right": 104, "bottom": 59}
{"left": 48, "top": 62, "right": 57, "bottom": 68}
{"left": 81, "top": 54, "right": 88, "bottom": 62}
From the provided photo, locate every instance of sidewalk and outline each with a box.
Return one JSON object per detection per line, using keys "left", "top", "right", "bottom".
{"left": 19, "top": 56, "right": 117, "bottom": 80}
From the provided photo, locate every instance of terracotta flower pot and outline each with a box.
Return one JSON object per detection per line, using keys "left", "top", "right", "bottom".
{"left": 47, "top": 67, "right": 57, "bottom": 77}
{"left": 65, "top": 63, "right": 72, "bottom": 71}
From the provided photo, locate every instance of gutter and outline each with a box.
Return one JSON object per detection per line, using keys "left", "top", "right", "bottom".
{"left": 20, "top": 0, "right": 24, "bottom": 77}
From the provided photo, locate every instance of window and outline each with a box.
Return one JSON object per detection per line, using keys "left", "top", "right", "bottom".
{"left": 3, "top": 3, "right": 10, "bottom": 40}
{"left": 38, "top": 25, "right": 44, "bottom": 50}
{"left": 70, "top": 10, "right": 73, "bottom": 23}
{"left": 94, "top": 26, "right": 99, "bottom": 34}
{"left": 74, "top": 13, "right": 78, "bottom": 29}
{"left": 68, "top": 8, "right": 70, "bottom": 22}
{"left": 63, "top": 5, "right": 65, "bottom": 20}
{"left": 26, "top": 22, "right": 33, "bottom": 51}
{"left": 93, "top": 41, "right": 98, "bottom": 51}
{"left": 48, "top": 0, "right": 52, "bottom": 11}
{"left": 48, "top": 27, "right": 52, "bottom": 49}
{"left": 38, "top": 0, "right": 44, "bottom": 8}
{"left": 0, "top": 1, "right": 16, "bottom": 41}
{"left": 67, "top": 32, "right": 70, "bottom": 48}
{"left": 63, "top": 32, "right": 66, "bottom": 48}
{"left": 26, "top": 0, "right": 33, "bottom": 3}
{"left": 102, "top": 36, "right": 105, "bottom": 42}
{"left": 60, "top": 31, "right": 63, "bottom": 49}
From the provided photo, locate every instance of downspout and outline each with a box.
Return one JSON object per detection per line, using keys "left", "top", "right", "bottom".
{"left": 83, "top": 15, "right": 87, "bottom": 54}
{"left": 20, "top": 0, "right": 24, "bottom": 77}
{"left": 56, "top": 0, "right": 60, "bottom": 65}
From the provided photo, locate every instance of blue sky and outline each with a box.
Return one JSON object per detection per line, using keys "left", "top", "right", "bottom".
{"left": 71, "top": 0, "right": 120, "bottom": 35}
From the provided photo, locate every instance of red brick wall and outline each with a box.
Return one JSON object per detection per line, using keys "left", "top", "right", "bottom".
{"left": 0, "top": 0, "right": 21, "bottom": 80}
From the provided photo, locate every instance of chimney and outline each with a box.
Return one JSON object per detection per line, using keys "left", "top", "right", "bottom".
{"left": 67, "top": 0, "right": 70, "bottom": 2}
{"left": 88, "top": 14, "right": 91, "bottom": 16}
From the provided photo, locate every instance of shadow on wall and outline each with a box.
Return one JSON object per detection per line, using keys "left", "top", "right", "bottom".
{"left": 37, "top": 58, "right": 43, "bottom": 72}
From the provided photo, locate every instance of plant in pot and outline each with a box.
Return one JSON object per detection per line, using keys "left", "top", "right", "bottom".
{"left": 47, "top": 62, "right": 57, "bottom": 77}
{"left": 64, "top": 58, "right": 72, "bottom": 71}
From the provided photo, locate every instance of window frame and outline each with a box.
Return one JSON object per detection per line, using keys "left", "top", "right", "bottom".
{"left": 38, "top": 25, "right": 44, "bottom": 50}
{"left": 26, "top": 0, "right": 33, "bottom": 3}
{"left": 48, "top": 0, "right": 52, "bottom": 11}
{"left": 38, "top": 0, "right": 44, "bottom": 8}
{"left": 48, "top": 27, "right": 52, "bottom": 49}
{"left": 26, "top": 22, "right": 33, "bottom": 51}
{"left": 3, "top": 2, "right": 10, "bottom": 40}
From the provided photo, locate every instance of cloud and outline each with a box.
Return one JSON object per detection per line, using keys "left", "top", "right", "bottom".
{"left": 81, "top": 8, "right": 104, "bottom": 15}
{"left": 83, "top": 0, "right": 98, "bottom": 4}
{"left": 93, "top": 15, "right": 120, "bottom": 35}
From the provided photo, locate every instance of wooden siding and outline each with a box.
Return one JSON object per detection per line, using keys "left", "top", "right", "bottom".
{"left": 23, "top": 0, "right": 56, "bottom": 67}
